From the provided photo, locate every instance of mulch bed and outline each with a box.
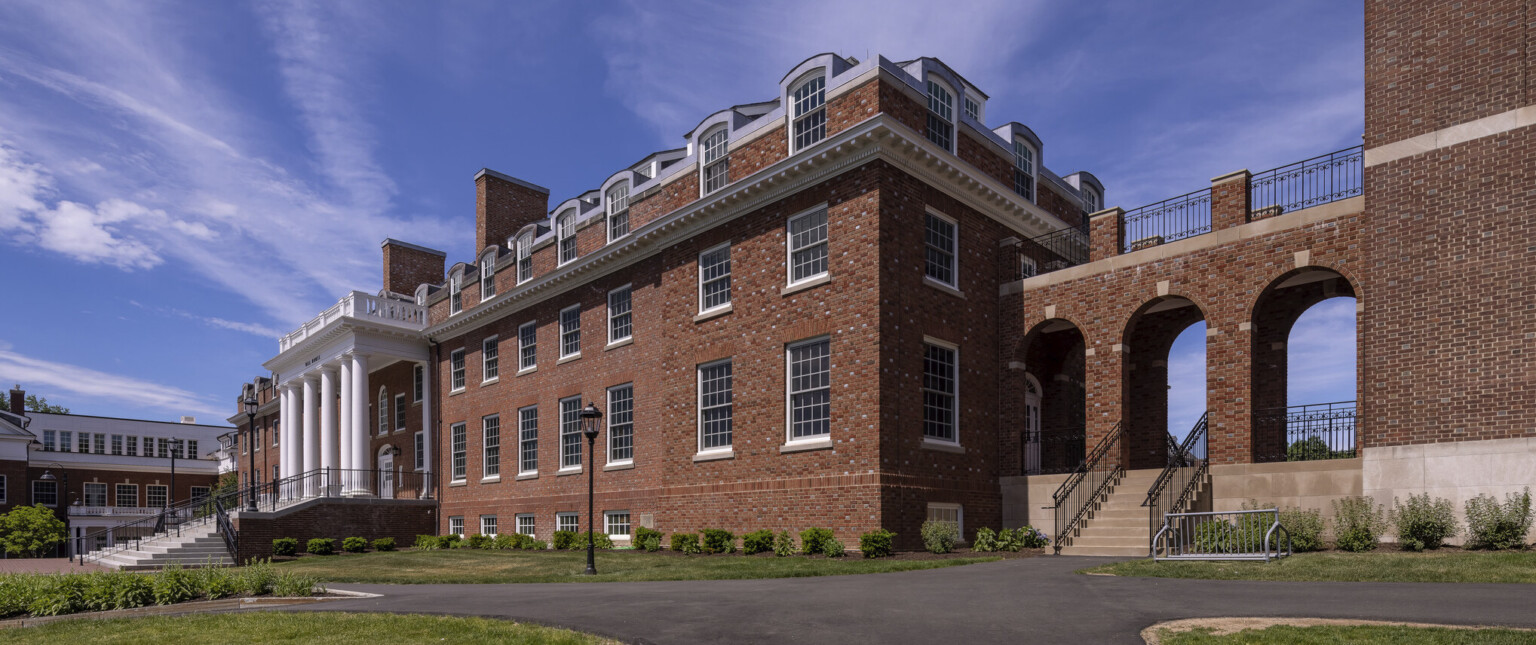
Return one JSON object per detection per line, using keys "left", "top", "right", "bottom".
{"left": 277, "top": 547, "right": 1046, "bottom": 561}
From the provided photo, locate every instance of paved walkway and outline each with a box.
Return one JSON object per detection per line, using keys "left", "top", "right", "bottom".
{"left": 0, "top": 558, "right": 106, "bottom": 574}
{"left": 304, "top": 557, "right": 1536, "bottom": 644}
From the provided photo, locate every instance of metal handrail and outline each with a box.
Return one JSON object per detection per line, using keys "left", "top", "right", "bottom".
{"left": 213, "top": 497, "right": 238, "bottom": 557}
{"left": 1049, "top": 421, "right": 1122, "bottom": 554}
{"left": 76, "top": 485, "right": 243, "bottom": 566}
{"left": 1254, "top": 400, "right": 1357, "bottom": 463}
{"left": 1249, "top": 145, "right": 1363, "bottom": 216}
{"left": 1152, "top": 508, "right": 1292, "bottom": 562}
{"left": 1143, "top": 412, "right": 1209, "bottom": 550}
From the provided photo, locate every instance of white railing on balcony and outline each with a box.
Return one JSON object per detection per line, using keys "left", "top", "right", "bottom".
{"left": 69, "top": 506, "right": 172, "bottom": 517}
{"left": 278, "top": 291, "right": 428, "bottom": 352}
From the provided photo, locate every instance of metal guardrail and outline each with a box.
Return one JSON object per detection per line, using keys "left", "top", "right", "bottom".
{"left": 1050, "top": 422, "right": 1122, "bottom": 554}
{"left": 1015, "top": 226, "right": 1089, "bottom": 279}
{"left": 1143, "top": 412, "right": 1210, "bottom": 546}
{"left": 1249, "top": 146, "right": 1363, "bottom": 217}
{"left": 1254, "top": 400, "right": 1357, "bottom": 463}
{"left": 1022, "top": 428, "right": 1087, "bottom": 476}
{"left": 1152, "top": 508, "right": 1292, "bottom": 562}
{"left": 76, "top": 486, "right": 244, "bottom": 566}
{"left": 213, "top": 496, "right": 237, "bottom": 556}
{"left": 1121, "top": 188, "right": 1212, "bottom": 254}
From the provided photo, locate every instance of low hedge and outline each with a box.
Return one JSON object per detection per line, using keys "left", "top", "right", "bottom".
{"left": 858, "top": 529, "right": 894, "bottom": 558}
{"left": 305, "top": 538, "right": 335, "bottom": 556}
{"left": 371, "top": 537, "right": 396, "bottom": 552}
{"left": 271, "top": 537, "right": 298, "bottom": 557}
{"left": 670, "top": 532, "right": 701, "bottom": 554}
{"left": 342, "top": 537, "right": 368, "bottom": 553}
{"left": 0, "top": 559, "right": 319, "bottom": 619}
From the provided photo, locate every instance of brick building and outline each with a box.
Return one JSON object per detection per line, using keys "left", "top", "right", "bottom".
{"left": 237, "top": 0, "right": 1534, "bottom": 554}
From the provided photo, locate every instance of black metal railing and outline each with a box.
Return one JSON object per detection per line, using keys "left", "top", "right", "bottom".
{"left": 1143, "top": 412, "right": 1210, "bottom": 553}
{"left": 1050, "top": 422, "right": 1122, "bottom": 554}
{"left": 76, "top": 484, "right": 248, "bottom": 566}
{"left": 1254, "top": 401, "right": 1357, "bottom": 463}
{"left": 1022, "top": 427, "right": 1087, "bottom": 475}
{"left": 1121, "top": 188, "right": 1212, "bottom": 253}
{"left": 213, "top": 496, "right": 237, "bottom": 556}
{"left": 1015, "top": 226, "right": 1089, "bottom": 279}
{"left": 258, "top": 468, "right": 433, "bottom": 507}
{"left": 1249, "top": 146, "right": 1363, "bottom": 218}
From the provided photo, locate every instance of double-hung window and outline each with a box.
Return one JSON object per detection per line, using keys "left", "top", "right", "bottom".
{"left": 111, "top": 434, "right": 123, "bottom": 455}
{"left": 787, "top": 208, "right": 829, "bottom": 285}
{"left": 481, "top": 516, "right": 498, "bottom": 537}
{"left": 560, "top": 306, "right": 581, "bottom": 359}
{"left": 922, "top": 340, "right": 959, "bottom": 443}
{"left": 78, "top": 433, "right": 89, "bottom": 453}
{"left": 787, "top": 338, "right": 831, "bottom": 442}
{"left": 413, "top": 365, "right": 424, "bottom": 402}
{"left": 60, "top": 431, "right": 72, "bottom": 452}
{"left": 115, "top": 484, "right": 137, "bottom": 507}
{"left": 518, "top": 405, "right": 538, "bottom": 474}
{"left": 698, "top": 359, "right": 733, "bottom": 452}
{"left": 518, "top": 321, "right": 537, "bottom": 371}
{"left": 699, "top": 244, "right": 731, "bottom": 312}
{"left": 93, "top": 433, "right": 105, "bottom": 454}
{"left": 559, "top": 397, "right": 582, "bottom": 470}
{"left": 482, "top": 414, "right": 500, "bottom": 478}
{"left": 557, "top": 210, "right": 577, "bottom": 265}
{"left": 516, "top": 231, "right": 534, "bottom": 284}
{"left": 607, "top": 182, "right": 630, "bottom": 241}
{"left": 450, "top": 272, "right": 463, "bottom": 314}
{"left": 926, "top": 78, "right": 955, "bottom": 151}
{"left": 701, "top": 127, "right": 729, "bottom": 195}
{"left": 608, "top": 286, "right": 632, "bottom": 344}
{"left": 516, "top": 514, "right": 535, "bottom": 536}
{"left": 450, "top": 349, "right": 466, "bottom": 391}
{"left": 147, "top": 485, "right": 168, "bottom": 508}
{"left": 414, "top": 430, "right": 425, "bottom": 470}
{"left": 42, "top": 430, "right": 55, "bottom": 451}
{"left": 557, "top": 512, "right": 579, "bottom": 533}
{"left": 480, "top": 251, "right": 496, "bottom": 300}
{"left": 605, "top": 511, "right": 631, "bottom": 539}
{"left": 394, "top": 394, "right": 407, "bottom": 431}
{"left": 33, "top": 480, "right": 57, "bottom": 506}
{"left": 378, "top": 388, "right": 389, "bottom": 434}
{"left": 450, "top": 422, "right": 467, "bottom": 482}
{"left": 790, "top": 73, "right": 826, "bottom": 152}
{"left": 1012, "top": 139, "right": 1036, "bottom": 202}
{"left": 924, "top": 212, "right": 958, "bottom": 287}
{"left": 126, "top": 435, "right": 137, "bottom": 457}
{"left": 482, "top": 336, "right": 499, "bottom": 382}
{"left": 83, "top": 482, "right": 107, "bottom": 507}
{"left": 1082, "top": 187, "right": 1101, "bottom": 214}
{"left": 963, "top": 96, "right": 981, "bottom": 122}
{"left": 607, "top": 384, "right": 633, "bottom": 464}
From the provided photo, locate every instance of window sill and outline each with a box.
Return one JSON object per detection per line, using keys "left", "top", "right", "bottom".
{"left": 922, "top": 276, "right": 965, "bottom": 299}
{"left": 449, "top": 388, "right": 465, "bottom": 397}
{"left": 921, "top": 439, "right": 965, "bottom": 454}
{"left": 605, "top": 337, "right": 633, "bottom": 351}
{"left": 557, "top": 354, "right": 582, "bottom": 365}
{"left": 556, "top": 467, "right": 582, "bottom": 476}
{"left": 603, "top": 462, "right": 635, "bottom": 471}
{"left": 781, "top": 274, "right": 830, "bottom": 297}
{"left": 780, "top": 438, "right": 834, "bottom": 454}
{"left": 694, "top": 304, "right": 733, "bottom": 322}
{"left": 482, "top": 377, "right": 499, "bottom": 386}
{"left": 480, "top": 476, "right": 501, "bottom": 484}
{"left": 517, "top": 367, "right": 536, "bottom": 377}
{"left": 449, "top": 480, "right": 468, "bottom": 488}
{"left": 692, "top": 450, "right": 734, "bottom": 463}
{"left": 516, "top": 472, "right": 538, "bottom": 481}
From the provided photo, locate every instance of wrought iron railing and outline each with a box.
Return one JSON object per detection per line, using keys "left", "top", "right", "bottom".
{"left": 261, "top": 468, "right": 433, "bottom": 506}
{"left": 1152, "top": 508, "right": 1291, "bottom": 562}
{"left": 1015, "top": 226, "right": 1089, "bottom": 279}
{"left": 1050, "top": 422, "right": 1122, "bottom": 554}
{"left": 1121, "top": 188, "right": 1212, "bottom": 253}
{"left": 1254, "top": 400, "right": 1357, "bottom": 463}
{"left": 213, "top": 496, "right": 237, "bottom": 556}
{"left": 1143, "top": 412, "right": 1210, "bottom": 549}
{"left": 76, "top": 485, "right": 246, "bottom": 566}
{"left": 1249, "top": 146, "right": 1363, "bottom": 218}
{"left": 1022, "top": 427, "right": 1087, "bottom": 475}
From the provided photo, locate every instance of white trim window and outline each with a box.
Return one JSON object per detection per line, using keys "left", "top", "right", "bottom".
{"left": 608, "top": 286, "right": 632, "bottom": 344}
{"left": 607, "top": 384, "right": 634, "bottom": 464}
{"left": 450, "top": 271, "right": 463, "bottom": 314}
{"left": 59, "top": 431, "right": 71, "bottom": 452}
{"left": 450, "top": 422, "right": 467, "bottom": 482}
{"left": 480, "top": 250, "right": 497, "bottom": 300}
{"left": 125, "top": 435, "right": 137, "bottom": 457}
{"left": 394, "top": 394, "right": 407, "bottom": 431}
{"left": 927, "top": 503, "right": 963, "bottom": 536}
{"left": 147, "top": 484, "right": 168, "bottom": 508}
{"left": 42, "top": 430, "right": 55, "bottom": 451}
{"left": 1012, "top": 139, "right": 1036, "bottom": 202}
{"left": 1082, "top": 186, "right": 1101, "bottom": 214}
{"left": 482, "top": 335, "right": 499, "bottom": 382}
{"left": 111, "top": 434, "right": 123, "bottom": 456}
{"left": 32, "top": 480, "right": 57, "bottom": 506}
{"left": 518, "top": 321, "right": 537, "bottom": 371}
{"left": 607, "top": 181, "right": 630, "bottom": 242}
{"left": 449, "top": 516, "right": 464, "bottom": 538}
{"left": 413, "top": 364, "right": 425, "bottom": 402}
{"left": 926, "top": 77, "right": 955, "bottom": 151}
{"left": 559, "top": 396, "right": 583, "bottom": 470}
{"left": 605, "top": 511, "right": 631, "bottom": 539}
{"left": 922, "top": 340, "right": 959, "bottom": 443}
{"left": 516, "top": 231, "right": 534, "bottom": 284}
{"left": 557, "top": 209, "right": 577, "bottom": 265}
{"left": 482, "top": 414, "right": 500, "bottom": 478}
{"left": 787, "top": 207, "right": 829, "bottom": 285}
{"left": 963, "top": 95, "right": 981, "bottom": 122}
{"left": 516, "top": 514, "right": 535, "bottom": 536}
{"left": 378, "top": 387, "right": 389, "bottom": 435}
{"left": 787, "top": 338, "right": 831, "bottom": 442}
{"left": 557, "top": 512, "right": 579, "bottom": 533}
{"left": 699, "top": 244, "right": 731, "bottom": 312}
{"left": 560, "top": 305, "right": 581, "bottom": 359}
{"left": 94, "top": 433, "right": 106, "bottom": 454}
{"left": 79, "top": 433, "right": 90, "bottom": 453}
{"left": 115, "top": 483, "right": 137, "bottom": 507}
{"left": 698, "top": 359, "right": 733, "bottom": 452}
{"left": 481, "top": 515, "right": 498, "bottom": 537}
{"left": 450, "top": 349, "right": 466, "bottom": 391}
{"left": 518, "top": 405, "right": 539, "bottom": 475}
{"left": 83, "top": 482, "right": 107, "bottom": 507}
{"left": 190, "top": 486, "right": 210, "bottom": 504}
{"left": 414, "top": 430, "right": 425, "bottom": 471}
{"left": 701, "top": 126, "right": 729, "bottom": 195}
{"left": 790, "top": 73, "right": 827, "bottom": 152}
{"left": 924, "top": 211, "right": 958, "bottom": 287}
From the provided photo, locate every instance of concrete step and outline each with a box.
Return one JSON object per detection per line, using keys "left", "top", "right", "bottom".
{"left": 1082, "top": 516, "right": 1146, "bottom": 528}
{"left": 1078, "top": 526, "right": 1150, "bottom": 539}
{"left": 1068, "top": 535, "right": 1149, "bottom": 548}
{"left": 1061, "top": 545, "right": 1150, "bottom": 557}
{"left": 1086, "top": 509, "right": 1144, "bottom": 520}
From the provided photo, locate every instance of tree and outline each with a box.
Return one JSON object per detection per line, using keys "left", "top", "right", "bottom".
{"left": 0, "top": 505, "right": 67, "bottom": 558}
{"left": 24, "top": 393, "right": 69, "bottom": 414}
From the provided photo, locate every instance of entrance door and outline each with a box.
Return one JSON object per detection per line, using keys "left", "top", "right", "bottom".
{"left": 378, "top": 453, "right": 394, "bottom": 499}
{"left": 1024, "top": 375, "right": 1042, "bottom": 474}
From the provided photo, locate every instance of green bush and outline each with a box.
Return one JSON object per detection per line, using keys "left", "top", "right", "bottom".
{"left": 491, "top": 533, "right": 519, "bottom": 550}
{"left": 199, "top": 566, "right": 239, "bottom": 600}
{"left": 342, "top": 537, "right": 369, "bottom": 553}
{"left": 105, "top": 572, "right": 153, "bottom": 610}
{"left": 272, "top": 537, "right": 299, "bottom": 557}
{"left": 0, "top": 504, "right": 67, "bottom": 558}
{"left": 570, "top": 532, "right": 614, "bottom": 550}
{"left": 528, "top": 539, "right": 549, "bottom": 550}
{"left": 272, "top": 571, "right": 322, "bottom": 597}
{"left": 1191, "top": 511, "right": 1277, "bottom": 554}
{"left": 552, "top": 530, "right": 577, "bottom": 550}
{"left": 858, "top": 529, "right": 895, "bottom": 558}
{"left": 1333, "top": 497, "right": 1386, "bottom": 552}
{"left": 26, "top": 574, "right": 84, "bottom": 616}
{"left": 151, "top": 564, "right": 198, "bottom": 605}
{"left": 463, "top": 534, "right": 493, "bottom": 549}
{"left": 0, "top": 575, "right": 35, "bottom": 617}
{"left": 773, "top": 530, "right": 796, "bottom": 557}
{"left": 1278, "top": 507, "right": 1326, "bottom": 552}
{"left": 920, "top": 521, "right": 958, "bottom": 554}
{"left": 239, "top": 558, "right": 276, "bottom": 595}
{"left": 635, "top": 526, "right": 663, "bottom": 552}
{"left": 823, "top": 538, "right": 846, "bottom": 557}
{"left": 1466, "top": 488, "right": 1533, "bottom": 550}
{"left": 799, "top": 527, "right": 834, "bottom": 555}
{"left": 1016, "top": 525, "right": 1050, "bottom": 549}
{"left": 371, "top": 537, "right": 397, "bottom": 552}
{"left": 972, "top": 527, "right": 998, "bottom": 552}
{"left": 742, "top": 529, "right": 775, "bottom": 555}
{"left": 1390, "top": 493, "right": 1458, "bottom": 551}
{"left": 996, "top": 528, "right": 1022, "bottom": 552}
{"left": 670, "top": 532, "right": 701, "bottom": 554}
{"left": 412, "top": 535, "right": 438, "bottom": 550}
{"left": 436, "top": 534, "right": 461, "bottom": 550}
{"left": 305, "top": 538, "right": 336, "bottom": 556}
{"left": 700, "top": 529, "right": 736, "bottom": 554}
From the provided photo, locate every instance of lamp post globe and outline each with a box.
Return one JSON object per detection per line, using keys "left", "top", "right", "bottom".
{"left": 243, "top": 385, "right": 260, "bottom": 512}
{"left": 579, "top": 402, "right": 603, "bottom": 575}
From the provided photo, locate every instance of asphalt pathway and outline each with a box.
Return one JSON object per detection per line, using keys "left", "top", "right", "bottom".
{"left": 306, "top": 556, "right": 1536, "bottom": 644}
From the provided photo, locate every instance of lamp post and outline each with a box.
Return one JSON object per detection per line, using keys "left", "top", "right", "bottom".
{"left": 243, "top": 385, "right": 260, "bottom": 512}
{"left": 579, "top": 401, "right": 603, "bottom": 575}
{"left": 38, "top": 466, "right": 69, "bottom": 560}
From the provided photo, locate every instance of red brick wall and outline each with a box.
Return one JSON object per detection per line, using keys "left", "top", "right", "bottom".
{"left": 1038, "top": 182, "right": 1085, "bottom": 229}
{"left": 233, "top": 499, "right": 436, "bottom": 563}
{"left": 27, "top": 466, "right": 219, "bottom": 511}
{"left": 958, "top": 131, "right": 1011, "bottom": 186}
{"left": 477, "top": 173, "right": 549, "bottom": 255}
{"left": 730, "top": 126, "right": 787, "bottom": 181}
{"left": 631, "top": 170, "right": 700, "bottom": 232}
{"left": 383, "top": 242, "right": 445, "bottom": 296}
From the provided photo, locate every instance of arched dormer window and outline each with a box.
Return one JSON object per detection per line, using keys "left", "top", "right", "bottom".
{"left": 790, "top": 72, "right": 826, "bottom": 153}
{"left": 556, "top": 209, "right": 577, "bottom": 265}
{"left": 1012, "top": 139, "right": 1036, "bottom": 202}
{"left": 926, "top": 76, "right": 955, "bottom": 152}
{"left": 1082, "top": 186, "right": 1101, "bottom": 214}
{"left": 607, "top": 181, "right": 630, "bottom": 242}
{"left": 701, "top": 126, "right": 729, "bottom": 196}
{"left": 480, "top": 249, "right": 497, "bottom": 300}
{"left": 449, "top": 270, "right": 463, "bottom": 314}
{"left": 516, "top": 231, "right": 534, "bottom": 284}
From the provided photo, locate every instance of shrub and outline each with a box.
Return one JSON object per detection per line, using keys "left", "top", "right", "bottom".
{"left": 371, "top": 537, "right": 396, "bottom": 552}
{"left": 79, "top": 573, "right": 115, "bottom": 612}
{"left": 742, "top": 529, "right": 775, "bottom": 555}
{"left": 636, "top": 527, "right": 663, "bottom": 552}
{"left": 272, "top": 537, "right": 299, "bottom": 557}
{"left": 26, "top": 574, "right": 83, "bottom": 616}
{"left": 773, "top": 530, "right": 796, "bottom": 557}
{"left": 995, "top": 528, "right": 1021, "bottom": 552}
{"left": 491, "top": 534, "right": 519, "bottom": 550}
{"left": 528, "top": 539, "right": 549, "bottom": 551}
{"left": 272, "top": 571, "right": 322, "bottom": 597}
{"left": 700, "top": 529, "right": 736, "bottom": 554}
{"left": 1333, "top": 497, "right": 1386, "bottom": 552}
{"left": 239, "top": 558, "right": 276, "bottom": 595}
{"left": 1191, "top": 511, "right": 1277, "bottom": 554}
{"left": 305, "top": 538, "right": 336, "bottom": 556}
{"left": 920, "top": 521, "right": 959, "bottom": 554}
{"left": 342, "top": 537, "right": 369, "bottom": 553}
{"left": 799, "top": 528, "right": 834, "bottom": 556}
{"left": 1465, "top": 488, "right": 1533, "bottom": 550}
{"left": 1016, "top": 525, "right": 1050, "bottom": 549}
{"left": 436, "top": 534, "right": 461, "bottom": 550}
{"left": 1278, "top": 507, "right": 1326, "bottom": 552}
{"left": 1390, "top": 493, "right": 1458, "bottom": 551}
{"left": 105, "top": 572, "right": 152, "bottom": 610}
{"left": 0, "top": 504, "right": 67, "bottom": 558}
{"left": 463, "top": 534, "right": 493, "bottom": 550}
{"left": 151, "top": 564, "right": 198, "bottom": 605}
{"left": 823, "top": 539, "right": 846, "bottom": 557}
{"left": 972, "top": 527, "right": 998, "bottom": 552}
{"left": 670, "top": 532, "right": 701, "bottom": 554}
{"left": 858, "top": 529, "right": 895, "bottom": 558}
{"left": 412, "top": 535, "right": 438, "bottom": 550}
{"left": 199, "top": 566, "right": 239, "bottom": 600}
{"left": 552, "top": 530, "right": 577, "bottom": 550}
{"left": 570, "top": 532, "right": 614, "bottom": 550}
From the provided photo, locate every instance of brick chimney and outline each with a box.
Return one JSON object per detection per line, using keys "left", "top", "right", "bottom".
{"left": 475, "top": 168, "right": 550, "bottom": 255}
{"left": 382, "top": 239, "right": 447, "bottom": 296}
{"left": 8, "top": 385, "right": 22, "bottom": 416}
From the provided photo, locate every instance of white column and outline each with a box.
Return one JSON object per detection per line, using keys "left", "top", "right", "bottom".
{"left": 302, "top": 375, "right": 319, "bottom": 496}
{"left": 320, "top": 367, "right": 338, "bottom": 495}
{"left": 280, "top": 387, "right": 295, "bottom": 497}
{"left": 339, "top": 359, "right": 353, "bottom": 474}
{"left": 350, "top": 354, "right": 371, "bottom": 496}
{"left": 419, "top": 361, "right": 432, "bottom": 499}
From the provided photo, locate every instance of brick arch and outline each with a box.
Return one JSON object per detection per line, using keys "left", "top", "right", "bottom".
{"left": 1018, "top": 318, "right": 1088, "bottom": 475}
{"left": 1120, "top": 295, "right": 1208, "bottom": 470}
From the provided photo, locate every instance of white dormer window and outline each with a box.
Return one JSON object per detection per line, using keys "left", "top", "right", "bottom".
{"left": 449, "top": 271, "right": 463, "bottom": 314}
{"left": 557, "top": 209, "right": 577, "bottom": 265}
{"left": 1082, "top": 187, "right": 1101, "bottom": 214}
{"left": 701, "top": 127, "right": 729, "bottom": 196}
{"left": 963, "top": 96, "right": 980, "bottom": 123}
{"left": 480, "top": 251, "right": 496, "bottom": 300}
{"left": 607, "top": 182, "right": 630, "bottom": 242}
{"left": 1012, "top": 139, "right": 1036, "bottom": 203}
{"left": 790, "top": 73, "right": 826, "bottom": 152}
{"left": 926, "top": 77, "right": 955, "bottom": 151}
{"left": 516, "top": 231, "right": 533, "bottom": 284}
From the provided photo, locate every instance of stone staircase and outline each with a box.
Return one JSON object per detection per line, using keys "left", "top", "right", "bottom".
{"left": 87, "top": 524, "right": 233, "bottom": 571}
{"left": 1059, "top": 468, "right": 1165, "bottom": 557}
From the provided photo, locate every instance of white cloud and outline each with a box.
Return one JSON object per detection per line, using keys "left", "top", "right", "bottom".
{"left": 0, "top": 349, "right": 225, "bottom": 419}
{"left": 1287, "top": 297, "right": 1357, "bottom": 405}
{"left": 1166, "top": 322, "right": 1207, "bottom": 439}
{"left": 0, "top": 141, "right": 48, "bottom": 230}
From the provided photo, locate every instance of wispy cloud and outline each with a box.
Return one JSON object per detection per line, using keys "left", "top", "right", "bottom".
{"left": 0, "top": 349, "right": 225, "bottom": 419}
{"left": 1287, "top": 297, "right": 1357, "bottom": 404}
{"left": 1167, "top": 322, "right": 1207, "bottom": 439}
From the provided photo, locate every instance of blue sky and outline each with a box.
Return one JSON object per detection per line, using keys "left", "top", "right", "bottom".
{"left": 0, "top": 1, "right": 1363, "bottom": 424}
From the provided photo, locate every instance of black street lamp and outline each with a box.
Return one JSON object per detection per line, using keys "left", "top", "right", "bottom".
{"left": 579, "top": 401, "right": 603, "bottom": 576}
{"left": 243, "top": 384, "right": 260, "bottom": 512}
{"left": 38, "top": 466, "right": 69, "bottom": 560}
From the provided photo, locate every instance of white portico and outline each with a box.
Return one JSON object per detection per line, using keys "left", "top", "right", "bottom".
{"left": 264, "top": 290, "right": 433, "bottom": 499}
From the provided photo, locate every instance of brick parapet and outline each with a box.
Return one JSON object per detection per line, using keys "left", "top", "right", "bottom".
{"left": 1088, "top": 208, "right": 1124, "bottom": 262}
{"left": 1209, "top": 170, "right": 1252, "bottom": 232}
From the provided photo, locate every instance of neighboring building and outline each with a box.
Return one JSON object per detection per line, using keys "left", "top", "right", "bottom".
{"left": 238, "top": 1, "right": 1535, "bottom": 553}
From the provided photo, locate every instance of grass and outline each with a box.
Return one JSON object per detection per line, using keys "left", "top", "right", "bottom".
{"left": 0, "top": 613, "right": 611, "bottom": 645}
{"left": 272, "top": 549, "right": 999, "bottom": 584}
{"left": 1083, "top": 550, "right": 1536, "bottom": 583}
{"left": 1159, "top": 625, "right": 1536, "bottom": 644}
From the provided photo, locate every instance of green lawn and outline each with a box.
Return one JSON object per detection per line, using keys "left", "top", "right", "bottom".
{"left": 0, "top": 613, "right": 612, "bottom": 645}
{"left": 1083, "top": 550, "right": 1536, "bottom": 583}
{"left": 271, "top": 549, "right": 999, "bottom": 584}
{"left": 1159, "top": 625, "right": 1536, "bottom": 645}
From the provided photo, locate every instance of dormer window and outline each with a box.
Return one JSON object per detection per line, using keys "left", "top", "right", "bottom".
{"left": 557, "top": 209, "right": 577, "bottom": 265}
{"left": 790, "top": 73, "right": 826, "bottom": 152}
{"left": 963, "top": 96, "right": 980, "bottom": 122}
{"left": 926, "top": 77, "right": 955, "bottom": 151}
{"left": 701, "top": 127, "right": 729, "bottom": 196}
{"left": 1082, "top": 187, "right": 1101, "bottom": 214}
{"left": 516, "top": 231, "right": 533, "bottom": 284}
{"left": 449, "top": 271, "right": 462, "bottom": 314}
{"left": 480, "top": 251, "right": 497, "bottom": 300}
{"left": 607, "top": 182, "right": 630, "bottom": 242}
{"left": 1012, "top": 139, "right": 1036, "bottom": 202}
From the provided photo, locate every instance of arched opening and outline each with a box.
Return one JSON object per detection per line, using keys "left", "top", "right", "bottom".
{"left": 1122, "top": 296, "right": 1207, "bottom": 471}
{"left": 1251, "top": 267, "right": 1359, "bottom": 462}
{"left": 1021, "top": 319, "right": 1087, "bottom": 474}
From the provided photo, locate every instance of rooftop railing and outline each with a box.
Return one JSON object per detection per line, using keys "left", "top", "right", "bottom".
{"left": 279, "top": 291, "right": 428, "bottom": 352}
{"left": 1014, "top": 225, "right": 1090, "bottom": 279}
{"left": 1249, "top": 145, "right": 1364, "bottom": 217}
{"left": 1121, "top": 188, "right": 1212, "bottom": 254}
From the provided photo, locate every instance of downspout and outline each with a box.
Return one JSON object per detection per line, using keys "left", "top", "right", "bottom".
{"left": 428, "top": 337, "right": 440, "bottom": 500}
